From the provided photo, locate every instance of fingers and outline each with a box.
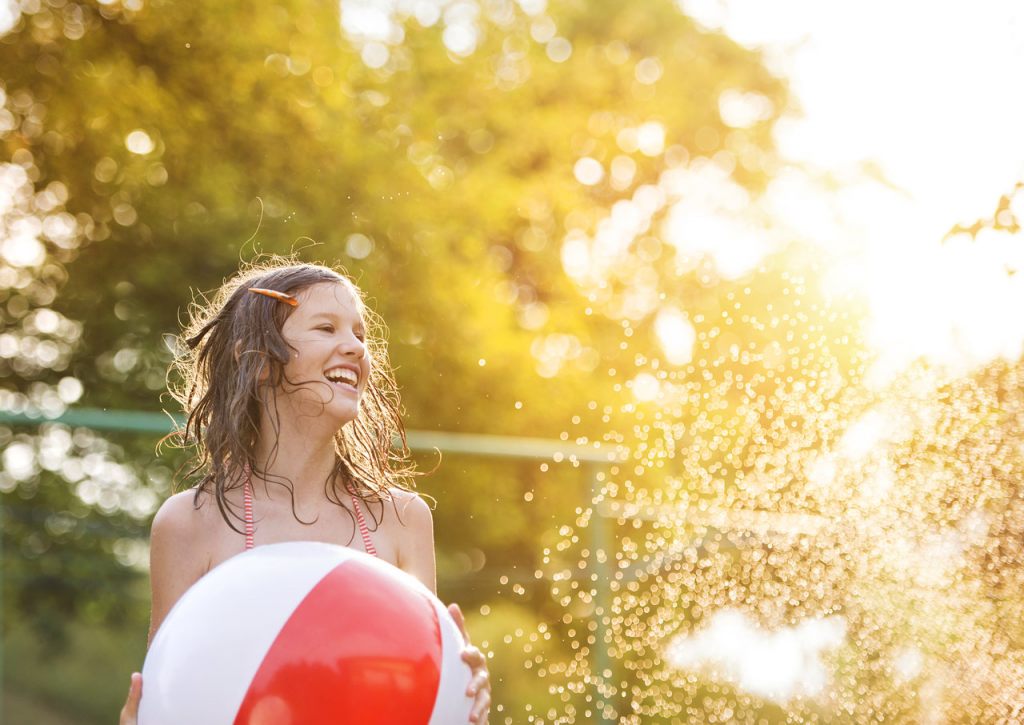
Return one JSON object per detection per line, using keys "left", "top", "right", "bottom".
{"left": 461, "top": 644, "right": 485, "bottom": 671}
{"left": 465, "top": 659, "right": 491, "bottom": 724}
{"left": 467, "top": 684, "right": 491, "bottom": 724}
{"left": 119, "top": 672, "right": 142, "bottom": 725}
{"left": 448, "top": 602, "right": 471, "bottom": 644}
{"left": 449, "top": 603, "right": 490, "bottom": 723}
{"left": 466, "top": 669, "right": 489, "bottom": 696}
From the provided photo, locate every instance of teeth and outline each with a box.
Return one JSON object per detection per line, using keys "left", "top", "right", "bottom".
{"left": 325, "top": 368, "right": 358, "bottom": 386}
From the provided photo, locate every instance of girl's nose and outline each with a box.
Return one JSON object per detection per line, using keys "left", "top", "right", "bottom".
{"left": 340, "top": 335, "right": 365, "bottom": 357}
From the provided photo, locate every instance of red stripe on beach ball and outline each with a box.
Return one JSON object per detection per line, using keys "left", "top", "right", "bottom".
{"left": 234, "top": 558, "right": 443, "bottom": 725}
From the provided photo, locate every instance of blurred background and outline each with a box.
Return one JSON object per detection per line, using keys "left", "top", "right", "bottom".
{"left": 2, "top": 0, "right": 1024, "bottom": 722}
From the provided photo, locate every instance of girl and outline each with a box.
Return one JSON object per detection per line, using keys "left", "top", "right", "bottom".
{"left": 120, "top": 259, "right": 491, "bottom": 723}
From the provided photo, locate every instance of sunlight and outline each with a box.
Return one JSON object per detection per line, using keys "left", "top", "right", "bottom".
{"left": 679, "top": 0, "right": 1024, "bottom": 383}
{"left": 862, "top": 229, "right": 1024, "bottom": 382}
{"left": 666, "top": 609, "right": 847, "bottom": 703}
{"left": 654, "top": 306, "right": 696, "bottom": 365}
{"left": 7, "top": 0, "right": 1024, "bottom": 721}
{"left": 0, "top": 0, "right": 17, "bottom": 36}
{"left": 660, "top": 163, "right": 772, "bottom": 280}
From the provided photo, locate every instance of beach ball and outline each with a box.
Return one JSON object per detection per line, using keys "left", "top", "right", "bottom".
{"left": 139, "top": 542, "right": 473, "bottom": 725}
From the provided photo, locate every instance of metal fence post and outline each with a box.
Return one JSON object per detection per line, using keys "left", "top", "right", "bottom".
{"left": 586, "top": 461, "right": 616, "bottom": 722}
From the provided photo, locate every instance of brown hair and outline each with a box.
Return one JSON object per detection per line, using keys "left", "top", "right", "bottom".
{"left": 160, "top": 255, "right": 420, "bottom": 537}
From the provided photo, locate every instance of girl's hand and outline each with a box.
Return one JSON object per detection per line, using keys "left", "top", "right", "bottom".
{"left": 119, "top": 672, "right": 142, "bottom": 725}
{"left": 448, "top": 603, "right": 491, "bottom": 724}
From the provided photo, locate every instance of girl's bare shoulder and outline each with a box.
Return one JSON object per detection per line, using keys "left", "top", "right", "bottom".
{"left": 150, "top": 488, "right": 228, "bottom": 551}
{"left": 386, "top": 487, "right": 433, "bottom": 523}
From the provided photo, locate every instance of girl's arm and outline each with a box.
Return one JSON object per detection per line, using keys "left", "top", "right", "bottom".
{"left": 147, "top": 491, "right": 210, "bottom": 645}
{"left": 395, "top": 491, "right": 490, "bottom": 724}
{"left": 395, "top": 490, "right": 438, "bottom": 593}
{"left": 121, "top": 492, "right": 208, "bottom": 724}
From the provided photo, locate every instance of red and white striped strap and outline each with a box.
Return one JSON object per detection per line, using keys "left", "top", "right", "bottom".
{"left": 241, "top": 462, "right": 375, "bottom": 557}
{"left": 242, "top": 463, "right": 255, "bottom": 551}
{"left": 351, "top": 496, "right": 378, "bottom": 557}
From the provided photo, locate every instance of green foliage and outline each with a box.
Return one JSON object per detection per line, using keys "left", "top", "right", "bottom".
{"left": 0, "top": 0, "right": 788, "bottom": 719}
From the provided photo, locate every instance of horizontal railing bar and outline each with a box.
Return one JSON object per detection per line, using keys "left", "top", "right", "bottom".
{"left": 0, "top": 407, "right": 624, "bottom": 463}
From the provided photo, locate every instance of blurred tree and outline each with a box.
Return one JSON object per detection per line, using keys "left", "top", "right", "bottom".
{"left": 0, "top": 0, "right": 787, "bottom": 718}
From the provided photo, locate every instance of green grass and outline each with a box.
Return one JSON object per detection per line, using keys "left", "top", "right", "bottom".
{"left": 3, "top": 618, "right": 147, "bottom": 725}
{"left": 3, "top": 688, "right": 86, "bottom": 725}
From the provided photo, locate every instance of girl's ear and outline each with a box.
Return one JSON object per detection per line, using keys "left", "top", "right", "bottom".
{"left": 236, "top": 340, "right": 270, "bottom": 383}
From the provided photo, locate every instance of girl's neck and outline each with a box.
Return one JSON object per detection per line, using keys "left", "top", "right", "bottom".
{"left": 249, "top": 418, "right": 348, "bottom": 503}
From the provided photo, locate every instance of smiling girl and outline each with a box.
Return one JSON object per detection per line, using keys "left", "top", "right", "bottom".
{"left": 120, "top": 259, "right": 491, "bottom": 723}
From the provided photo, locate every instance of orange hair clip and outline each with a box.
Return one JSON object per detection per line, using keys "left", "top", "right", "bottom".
{"left": 248, "top": 287, "right": 299, "bottom": 307}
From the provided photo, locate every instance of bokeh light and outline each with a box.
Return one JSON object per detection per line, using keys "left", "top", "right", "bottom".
{"left": 3, "top": 1, "right": 1024, "bottom": 721}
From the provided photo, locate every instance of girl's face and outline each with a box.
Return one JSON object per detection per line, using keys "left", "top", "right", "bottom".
{"left": 274, "top": 281, "right": 370, "bottom": 423}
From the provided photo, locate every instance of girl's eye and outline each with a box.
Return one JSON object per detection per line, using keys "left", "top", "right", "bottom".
{"left": 318, "top": 325, "right": 364, "bottom": 341}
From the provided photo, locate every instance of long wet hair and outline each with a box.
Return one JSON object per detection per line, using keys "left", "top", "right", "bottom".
{"left": 160, "top": 256, "right": 421, "bottom": 537}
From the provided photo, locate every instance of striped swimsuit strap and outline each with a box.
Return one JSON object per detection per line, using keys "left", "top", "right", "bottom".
{"left": 241, "top": 464, "right": 377, "bottom": 557}
{"left": 350, "top": 494, "right": 378, "bottom": 557}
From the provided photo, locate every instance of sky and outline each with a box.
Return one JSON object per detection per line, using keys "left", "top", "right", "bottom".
{"left": 681, "top": 0, "right": 1024, "bottom": 231}
{"left": 678, "top": 0, "right": 1024, "bottom": 381}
